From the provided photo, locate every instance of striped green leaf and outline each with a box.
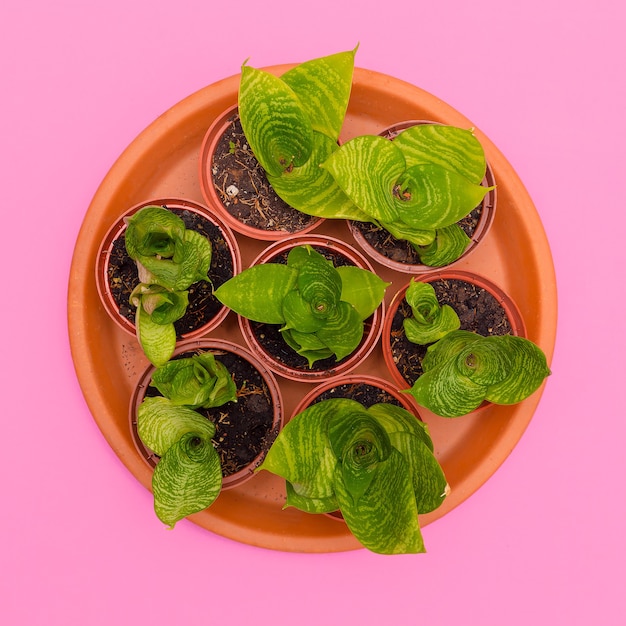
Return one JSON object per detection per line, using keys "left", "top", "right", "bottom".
{"left": 267, "top": 132, "right": 368, "bottom": 220}
{"left": 414, "top": 224, "right": 471, "bottom": 267}
{"left": 297, "top": 255, "right": 342, "bottom": 315}
{"left": 239, "top": 64, "right": 313, "bottom": 177}
{"left": 213, "top": 263, "right": 297, "bottom": 324}
{"left": 135, "top": 302, "right": 178, "bottom": 367}
{"left": 152, "top": 432, "right": 222, "bottom": 528}
{"left": 260, "top": 398, "right": 447, "bottom": 554}
{"left": 380, "top": 219, "right": 436, "bottom": 246}
{"left": 322, "top": 135, "right": 406, "bottom": 223}
{"left": 334, "top": 449, "right": 425, "bottom": 554}
{"left": 485, "top": 335, "right": 551, "bottom": 405}
{"left": 408, "top": 331, "right": 551, "bottom": 417}
{"left": 280, "top": 47, "right": 357, "bottom": 141}
{"left": 137, "top": 396, "right": 216, "bottom": 457}
{"left": 402, "top": 279, "right": 461, "bottom": 345}
{"left": 315, "top": 301, "right": 364, "bottom": 361}
{"left": 394, "top": 163, "right": 489, "bottom": 230}
{"left": 337, "top": 266, "right": 390, "bottom": 320}
{"left": 392, "top": 124, "right": 487, "bottom": 184}
{"left": 281, "top": 290, "right": 326, "bottom": 333}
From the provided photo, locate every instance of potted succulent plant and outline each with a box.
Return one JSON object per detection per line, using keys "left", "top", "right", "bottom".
{"left": 323, "top": 121, "right": 495, "bottom": 269}
{"left": 259, "top": 397, "right": 448, "bottom": 554}
{"left": 96, "top": 198, "right": 240, "bottom": 366}
{"left": 199, "top": 46, "right": 362, "bottom": 239}
{"left": 384, "top": 276, "right": 550, "bottom": 417}
{"left": 214, "top": 238, "right": 389, "bottom": 381}
{"left": 130, "top": 339, "right": 283, "bottom": 527}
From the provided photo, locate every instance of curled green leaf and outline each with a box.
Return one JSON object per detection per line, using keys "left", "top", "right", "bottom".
{"left": 402, "top": 279, "right": 461, "bottom": 345}
{"left": 152, "top": 432, "right": 222, "bottom": 528}
{"left": 414, "top": 223, "right": 471, "bottom": 267}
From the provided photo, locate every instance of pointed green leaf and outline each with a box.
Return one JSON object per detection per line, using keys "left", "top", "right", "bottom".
{"left": 137, "top": 396, "right": 216, "bottom": 457}
{"left": 152, "top": 432, "right": 222, "bottom": 528}
{"left": 415, "top": 223, "right": 471, "bottom": 267}
{"left": 239, "top": 64, "right": 313, "bottom": 177}
{"left": 213, "top": 263, "right": 297, "bottom": 324}
{"left": 366, "top": 403, "right": 434, "bottom": 451}
{"left": 280, "top": 47, "right": 357, "bottom": 141}
{"left": 336, "top": 266, "right": 389, "bottom": 320}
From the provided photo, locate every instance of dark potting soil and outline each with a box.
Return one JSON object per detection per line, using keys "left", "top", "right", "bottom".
{"left": 350, "top": 204, "right": 482, "bottom": 266}
{"left": 211, "top": 113, "right": 318, "bottom": 233}
{"left": 310, "top": 382, "right": 405, "bottom": 409}
{"left": 107, "top": 207, "right": 235, "bottom": 338}
{"left": 389, "top": 278, "right": 513, "bottom": 386}
{"left": 248, "top": 246, "right": 368, "bottom": 373}
{"left": 139, "top": 348, "right": 279, "bottom": 478}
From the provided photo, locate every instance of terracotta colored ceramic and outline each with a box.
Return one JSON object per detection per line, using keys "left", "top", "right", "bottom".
{"left": 348, "top": 120, "right": 497, "bottom": 275}
{"left": 95, "top": 197, "right": 241, "bottom": 339}
{"left": 237, "top": 234, "right": 385, "bottom": 383}
{"left": 198, "top": 104, "right": 324, "bottom": 241}
{"left": 68, "top": 65, "right": 557, "bottom": 552}
{"left": 382, "top": 270, "right": 527, "bottom": 392}
{"left": 129, "top": 339, "right": 284, "bottom": 490}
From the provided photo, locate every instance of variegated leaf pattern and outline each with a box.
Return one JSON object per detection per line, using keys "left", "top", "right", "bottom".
{"left": 137, "top": 396, "right": 216, "bottom": 457}
{"left": 238, "top": 64, "right": 313, "bottom": 177}
{"left": 413, "top": 223, "right": 471, "bottom": 267}
{"left": 407, "top": 331, "right": 551, "bottom": 417}
{"left": 152, "top": 432, "right": 222, "bottom": 529}
{"left": 259, "top": 398, "right": 447, "bottom": 554}
{"left": 280, "top": 47, "right": 357, "bottom": 142}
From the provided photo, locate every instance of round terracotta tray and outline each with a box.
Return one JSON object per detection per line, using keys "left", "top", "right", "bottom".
{"left": 68, "top": 66, "right": 557, "bottom": 553}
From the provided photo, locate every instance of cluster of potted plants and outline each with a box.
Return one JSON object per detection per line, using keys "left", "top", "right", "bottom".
{"left": 95, "top": 47, "right": 551, "bottom": 554}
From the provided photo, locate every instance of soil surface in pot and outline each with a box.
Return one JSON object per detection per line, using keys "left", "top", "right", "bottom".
{"left": 139, "top": 348, "right": 280, "bottom": 477}
{"left": 211, "top": 113, "right": 318, "bottom": 234}
{"left": 248, "top": 245, "right": 370, "bottom": 373}
{"left": 107, "top": 207, "right": 234, "bottom": 337}
{"left": 390, "top": 278, "right": 513, "bottom": 386}
{"left": 350, "top": 205, "right": 482, "bottom": 266}
{"left": 310, "top": 382, "right": 406, "bottom": 409}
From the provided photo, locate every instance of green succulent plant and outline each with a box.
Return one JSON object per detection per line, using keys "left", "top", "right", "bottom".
{"left": 237, "top": 46, "right": 369, "bottom": 221}
{"left": 404, "top": 329, "right": 551, "bottom": 417}
{"left": 214, "top": 245, "right": 389, "bottom": 367}
{"left": 136, "top": 352, "right": 238, "bottom": 528}
{"left": 259, "top": 397, "right": 448, "bottom": 554}
{"left": 322, "top": 124, "right": 494, "bottom": 267}
{"left": 124, "top": 206, "right": 213, "bottom": 366}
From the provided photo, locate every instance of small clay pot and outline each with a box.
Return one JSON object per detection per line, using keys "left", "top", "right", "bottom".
{"left": 96, "top": 197, "right": 241, "bottom": 340}
{"left": 129, "top": 338, "right": 284, "bottom": 490}
{"left": 382, "top": 270, "right": 526, "bottom": 392}
{"left": 238, "top": 235, "right": 385, "bottom": 383}
{"left": 348, "top": 120, "right": 497, "bottom": 274}
{"left": 198, "top": 104, "right": 324, "bottom": 241}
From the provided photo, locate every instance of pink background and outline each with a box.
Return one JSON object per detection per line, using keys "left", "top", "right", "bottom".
{"left": 2, "top": 1, "right": 624, "bottom": 624}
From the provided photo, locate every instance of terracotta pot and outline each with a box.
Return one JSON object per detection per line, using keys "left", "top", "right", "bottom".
{"left": 198, "top": 104, "right": 324, "bottom": 241}
{"left": 382, "top": 269, "right": 526, "bottom": 395}
{"left": 95, "top": 197, "right": 241, "bottom": 340}
{"left": 348, "top": 120, "right": 497, "bottom": 274}
{"left": 238, "top": 235, "right": 385, "bottom": 383}
{"left": 129, "top": 338, "right": 284, "bottom": 490}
